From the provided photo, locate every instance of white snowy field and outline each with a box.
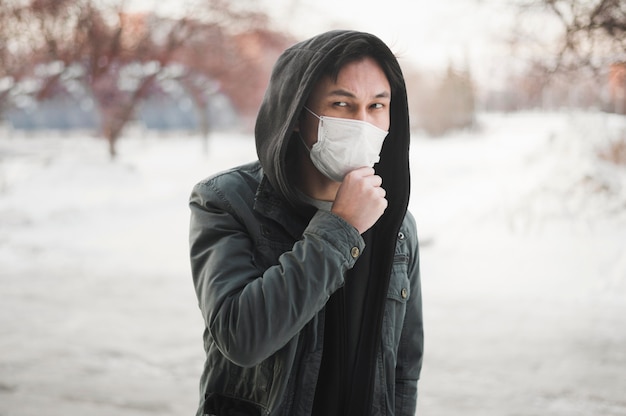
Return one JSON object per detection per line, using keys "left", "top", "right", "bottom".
{"left": 0, "top": 110, "right": 625, "bottom": 416}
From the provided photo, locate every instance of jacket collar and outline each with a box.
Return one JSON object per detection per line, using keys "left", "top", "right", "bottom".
{"left": 253, "top": 175, "right": 316, "bottom": 240}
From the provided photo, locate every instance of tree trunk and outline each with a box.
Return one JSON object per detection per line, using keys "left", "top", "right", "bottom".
{"left": 107, "top": 134, "right": 117, "bottom": 159}
{"left": 195, "top": 102, "right": 210, "bottom": 154}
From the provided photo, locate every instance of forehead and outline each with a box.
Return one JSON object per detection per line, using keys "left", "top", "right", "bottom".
{"left": 310, "top": 57, "right": 391, "bottom": 100}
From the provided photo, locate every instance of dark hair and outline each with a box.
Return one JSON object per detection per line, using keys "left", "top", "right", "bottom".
{"left": 321, "top": 36, "right": 404, "bottom": 96}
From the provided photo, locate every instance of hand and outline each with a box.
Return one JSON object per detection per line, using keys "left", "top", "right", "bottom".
{"left": 331, "top": 167, "right": 387, "bottom": 234}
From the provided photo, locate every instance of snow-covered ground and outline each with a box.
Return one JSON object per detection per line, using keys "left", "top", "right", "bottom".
{"left": 1, "top": 111, "right": 625, "bottom": 415}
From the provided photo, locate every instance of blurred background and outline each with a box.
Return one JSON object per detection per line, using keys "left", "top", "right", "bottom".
{"left": 1, "top": 0, "right": 625, "bottom": 415}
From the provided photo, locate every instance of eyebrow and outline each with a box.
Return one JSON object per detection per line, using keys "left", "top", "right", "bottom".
{"left": 327, "top": 89, "right": 391, "bottom": 99}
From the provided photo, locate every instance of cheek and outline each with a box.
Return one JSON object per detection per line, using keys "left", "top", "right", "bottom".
{"left": 375, "top": 113, "right": 391, "bottom": 132}
{"left": 303, "top": 118, "right": 319, "bottom": 146}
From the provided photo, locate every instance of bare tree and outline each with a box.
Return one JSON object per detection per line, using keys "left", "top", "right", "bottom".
{"left": 68, "top": 1, "right": 207, "bottom": 157}
{"left": 0, "top": 1, "right": 19, "bottom": 121}
{"left": 542, "top": 0, "right": 625, "bottom": 71}
{"left": 175, "top": 1, "right": 294, "bottom": 128}
{"left": 1, "top": 0, "right": 293, "bottom": 155}
{"left": 0, "top": 0, "right": 77, "bottom": 122}
{"left": 503, "top": 0, "right": 626, "bottom": 112}
{"left": 413, "top": 64, "right": 476, "bottom": 136}
{"left": 512, "top": 0, "right": 625, "bottom": 71}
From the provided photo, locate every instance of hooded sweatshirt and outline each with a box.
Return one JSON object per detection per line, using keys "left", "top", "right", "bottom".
{"left": 190, "top": 30, "right": 420, "bottom": 416}
{"left": 255, "top": 30, "right": 412, "bottom": 415}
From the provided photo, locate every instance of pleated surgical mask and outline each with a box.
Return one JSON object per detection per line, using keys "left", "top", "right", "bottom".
{"left": 301, "top": 106, "right": 388, "bottom": 182}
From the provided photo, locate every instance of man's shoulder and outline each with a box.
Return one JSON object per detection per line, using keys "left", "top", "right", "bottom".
{"left": 191, "top": 161, "right": 262, "bottom": 204}
{"left": 195, "top": 161, "right": 262, "bottom": 190}
{"left": 400, "top": 209, "right": 417, "bottom": 232}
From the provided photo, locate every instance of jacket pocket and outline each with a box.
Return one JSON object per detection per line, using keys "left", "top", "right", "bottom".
{"left": 382, "top": 255, "right": 410, "bottom": 350}
{"left": 388, "top": 255, "right": 410, "bottom": 303}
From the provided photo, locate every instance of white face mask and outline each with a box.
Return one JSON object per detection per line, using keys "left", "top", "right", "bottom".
{"left": 301, "top": 107, "right": 388, "bottom": 182}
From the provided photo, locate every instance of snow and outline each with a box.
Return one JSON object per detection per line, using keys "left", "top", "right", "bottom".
{"left": 1, "top": 111, "right": 625, "bottom": 415}
{"left": 410, "top": 112, "right": 626, "bottom": 415}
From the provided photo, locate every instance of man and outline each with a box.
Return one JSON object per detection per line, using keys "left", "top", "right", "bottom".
{"left": 189, "top": 30, "right": 423, "bottom": 416}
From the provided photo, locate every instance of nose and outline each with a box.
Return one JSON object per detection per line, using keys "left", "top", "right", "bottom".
{"left": 354, "top": 106, "right": 368, "bottom": 122}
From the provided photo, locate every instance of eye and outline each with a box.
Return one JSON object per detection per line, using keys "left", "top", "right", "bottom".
{"left": 333, "top": 101, "right": 348, "bottom": 107}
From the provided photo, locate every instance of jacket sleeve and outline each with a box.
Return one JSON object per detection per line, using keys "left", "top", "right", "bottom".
{"left": 189, "top": 180, "right": 365, "bottom": 368}
{"left": 394, "top": 212, "right": 424, "bottom": 415}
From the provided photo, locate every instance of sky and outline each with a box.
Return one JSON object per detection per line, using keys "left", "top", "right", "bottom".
{"left": 123, "top": 0, "right": 558, "bottom": 86}
{"left": 265, "top": 0, "right": 516, "bottom": 69}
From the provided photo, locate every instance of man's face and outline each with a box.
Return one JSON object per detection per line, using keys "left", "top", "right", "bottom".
{"left": 300, "top": 56, "right": 392, "bottom": 149}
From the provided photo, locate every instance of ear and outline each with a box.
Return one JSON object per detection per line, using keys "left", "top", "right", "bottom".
{"left": 294, "top": 108, "right": 306, "bottom": 132}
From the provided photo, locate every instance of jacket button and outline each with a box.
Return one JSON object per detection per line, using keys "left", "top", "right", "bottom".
{"left": 401, "top": 288, "right": 408, "bottom": 299}
{"left": 351, "top": 247, "right": 360, "bottom": 258}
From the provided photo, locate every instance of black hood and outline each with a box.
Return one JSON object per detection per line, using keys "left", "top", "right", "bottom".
{"left": 254, "top": 30, "right": 411, "bottom": 219}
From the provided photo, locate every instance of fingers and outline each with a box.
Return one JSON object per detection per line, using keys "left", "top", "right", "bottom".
{"left": 345, "top": 166, "right": 375, "bottom": 178}
{"left": 344, "top": 167, "right": 382, "bottom": 187}
{"left": 332, "top": 168, "right": 388, "bottom": 234}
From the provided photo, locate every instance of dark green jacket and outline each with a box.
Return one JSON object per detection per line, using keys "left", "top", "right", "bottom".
{"left": 189, "top": 30, "right": 423, "bottom": 416}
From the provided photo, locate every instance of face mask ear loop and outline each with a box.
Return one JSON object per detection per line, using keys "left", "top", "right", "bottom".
{"left": 299, "top": 106, "right": 321, "bottom": 152}
{"left": 304, "top": 106, "right": 321, "bottom": 120}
